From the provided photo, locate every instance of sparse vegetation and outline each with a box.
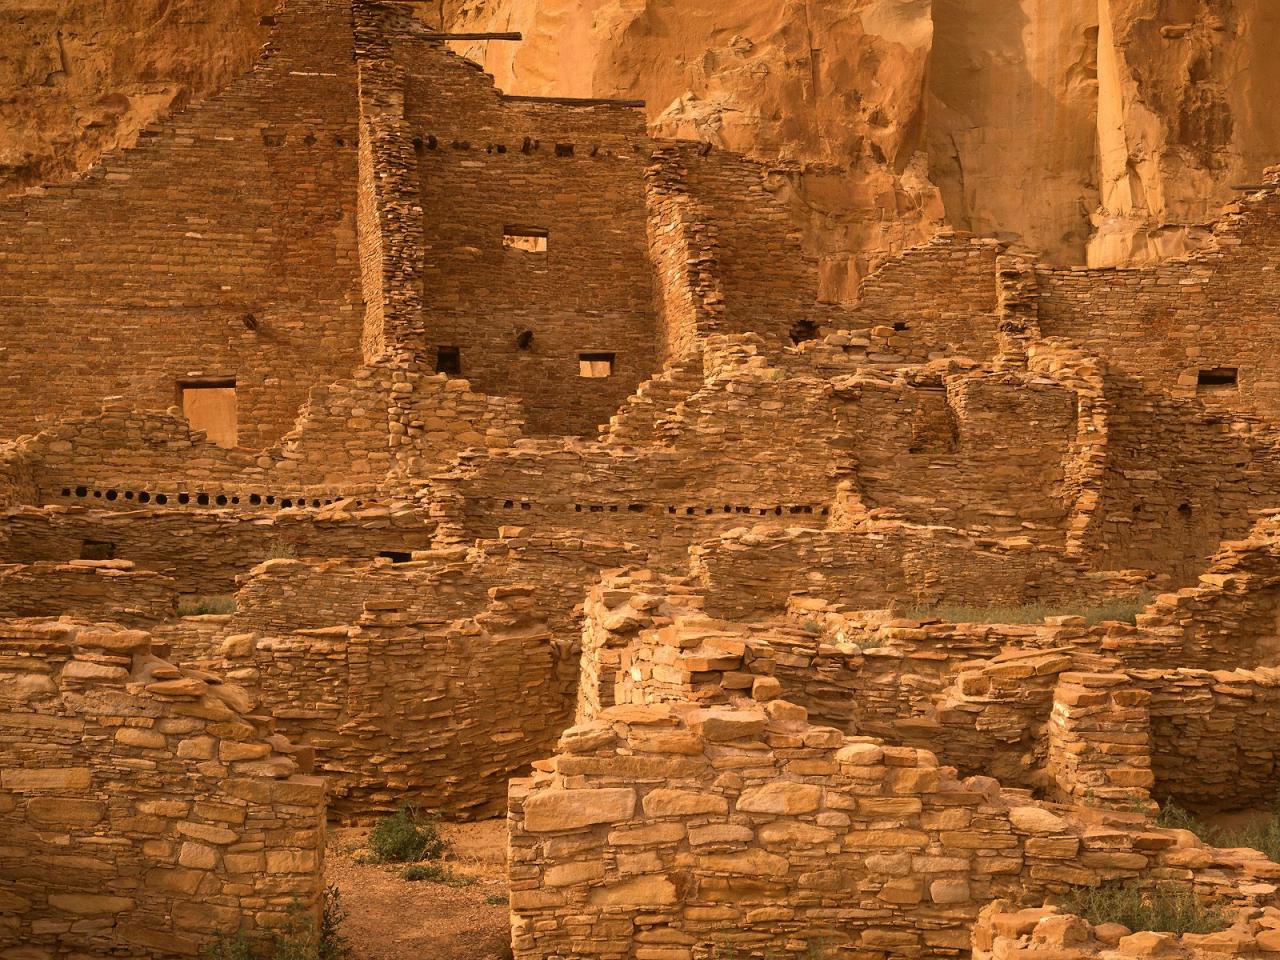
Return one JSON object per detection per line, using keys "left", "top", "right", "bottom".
{"left": 901, "top": 591, "right": 1153, "bottom": 626}
{"left": 402, "top": 863, "right": 476, "bottom": 886}
{"left": 178, "top": 594, "right": 237, "bottom": 616}
{"left": 264, "top": 542, "right": 299, "bottom": 560}
{"left": 1157, "top": 800, "right": 1280, "bottom": 863}
{"left": 1061, "top": 882, "right": 1230, "bottom": 935}
{"left": 367, "top": 803, "right": 448, "bottom": 864}
{"left": 208, "top": 886, "right": 351, "bottom": 960}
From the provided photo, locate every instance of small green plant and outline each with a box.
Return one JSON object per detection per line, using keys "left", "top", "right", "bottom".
{"left": 207, "top": 886, "right": 350, "bottom": 960}
{"left": 1061, "top": 882, "right": 1229, "bottom": 935}
{"left": 367, "top": 803, "right": 448, "bottom": 863}
{"left": 1157, "top": 798, "right": 1280, "bottom": 863}
{"left": 401, "top": 863, "right": 476, "bottom": 886}
{"left": 178, "top": 594, "right": 237, "bottom": 616}
{"left": 484, "top": 893, "right": 508, "bottom": 906}
{"left": 264, "top": 542, "right": 299, "bottom": 560}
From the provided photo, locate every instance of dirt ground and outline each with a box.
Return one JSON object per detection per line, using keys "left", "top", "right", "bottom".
{"left": 327, "top": 821, "right": 512, "bottom": 960}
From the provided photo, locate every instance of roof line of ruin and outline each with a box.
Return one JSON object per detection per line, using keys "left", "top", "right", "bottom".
{"left": 500, "top": 93, "right": 647, "bottom": 109}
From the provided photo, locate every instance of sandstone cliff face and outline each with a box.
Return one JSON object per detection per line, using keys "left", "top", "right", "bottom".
{"left": 926, "top": 0, "right": 1101, "bottom": 263}
{"left": 1090, "top": 0, "right": 1280, "bottom": 266}
{"left": 0, "top": 0, "right": 273, "bottom": 195}
{"left": 3, "top": 0, "right": 1277, "bottom": 272}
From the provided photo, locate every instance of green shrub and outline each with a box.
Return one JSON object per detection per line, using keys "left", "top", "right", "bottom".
{"left": 367, "top": 803, "right": 447, "bottom": 863}
{"left": 207, "top": 886, "right": 350, "bottom": 960}
{"left": 178, "top": 594, "right": 236, "bottom": 616}
{"left": 401, "top": 863, "right": 475, "bottom": 886}
{"left": 484, "top": 893, "right": 508, "bottom": 906}
{"left": 1061, "top": 882, "right": 1229, "bottom": 935}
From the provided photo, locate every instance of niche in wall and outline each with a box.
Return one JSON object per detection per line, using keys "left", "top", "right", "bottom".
{"left": 1197, "top": 367, "right": 1239, "bottom": 391}
{"left": 579, "top": 353, "right": 615, "bottom": 378}
{"left": 79, "top": 540, "right": 116, "bottom": 561}
{"left": 436, "top": 346, "right": 462, "bottom": 375}
{"left": 179, "top": 378, "right": 237, "bottom": 449}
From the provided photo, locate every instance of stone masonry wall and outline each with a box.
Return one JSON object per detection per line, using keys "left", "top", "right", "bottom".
{"left": 1037, "top": 177, "right": 1280, "bottom": 421}
{"left": 508, "top": 700, "right": 1280, "bottom": 960}
{"left": 0, "top": 501, "right": 438, "bottom": 596}
{"left": 0, "top": 560, "right": 178, "bottom": 625}
{"left": 13, "top": 367, "right": 522, "bottom": 506}
{"left": 0, "top": 619, "right": 326, "bottom": 957}
{"left": 0, "top": 0, "right": 365, "bottom": 448}
{"left": 197, "top": 588, "right": 575, "bottom": 820}
{"left": 690, "top": 524, "right": 1151, "bottom": 621}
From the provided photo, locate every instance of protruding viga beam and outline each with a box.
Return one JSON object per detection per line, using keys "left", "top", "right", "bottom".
{"left": 420, "top": 32, "right": 523, "bottom": 41}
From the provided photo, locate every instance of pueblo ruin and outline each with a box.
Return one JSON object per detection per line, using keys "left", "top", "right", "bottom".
{"left": 5, "top": 2, "right": 1280, "bottom": 958}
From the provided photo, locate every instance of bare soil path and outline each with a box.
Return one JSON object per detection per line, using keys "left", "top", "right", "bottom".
{"left": 327, "top": 822, "right": 512, "bottom": 960}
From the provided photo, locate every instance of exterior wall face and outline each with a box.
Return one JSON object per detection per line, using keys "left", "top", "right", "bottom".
{"left": 508, "top": 702, "right": 1276, "bottom": 960}
{"left": 393, "top": 39, "right": 659, "bottom": 437}
{"left": 0, "top": 620, "right": 326, "bottom": 957}
{"left": 0, "top": 0, "right": 365, "bottom": 449}
{"left": 1036, "top": 189, "right": 1280, "bottom": 420}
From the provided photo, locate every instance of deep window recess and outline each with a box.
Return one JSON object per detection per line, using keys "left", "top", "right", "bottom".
{"left": 435, "top": 347, "right": 462, "bottom": 376}
{"left": 179, "top": 378, "right": 237, "bottom": 449}
{"left": 1196, "top": 367, "right": 1239, "bottom": 390}
{"left": 379, "top": 551, "right": 413, "bottom": 563}
{"left": 579, "top": 352, "right": 615, "bottom": 378}
{"left": 503, "top": 225, "right": 549, "bottom": 253}
{"left": 79, "top": 540, "right": 116, "bottom": 561}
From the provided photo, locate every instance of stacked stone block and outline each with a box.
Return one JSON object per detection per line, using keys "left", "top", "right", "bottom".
{"left": 0, "top": 619, "right": 326, "bottom": 957}
{"left": 509, "top": 701, "right": 1280, "bottom": 960}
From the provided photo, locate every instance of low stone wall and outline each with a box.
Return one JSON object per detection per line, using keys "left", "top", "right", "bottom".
{"left": 974, "top": 900, "right": 1280, "bottom": 960}
{"left": 509, "top": 700, "right": 1280, "bottom": 960}
{"left": 0, "top": 501, "right": 437, "bottom": 595}
{"left": 0, "top": 619, "right": 326, "bottom": 957}
{"left": 196, "top": 588, "right": 576, "bottom": 820}
{"left": 1135, "top": 666, "right": 1280, "bottom": 809}
{"left": 690, "top": 523, "right": 1154, "bottom": 621}
{"left": 0, "top": 559, "right": 177, "bottom": 624}
{"left": 221, "top": 531, "right": 643, "bottom": 646}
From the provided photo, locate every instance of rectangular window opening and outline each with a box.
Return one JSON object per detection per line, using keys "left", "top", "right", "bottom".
{"left": 435, "top": 346, "right": 461, "bottom": 376}
{"left": 503, "top": 225, "right": 549, "bottom": 253}
{"left": 579, "top": 352, "right": 616, "bottom": 378}
{"left": 179, "top": 378, "right": 238, "bottom": 449}
{"left": 1197, "top": 367, "right": 1238, "bottom": 390}
{"left": 379, "top": 551, "right": 413, "bottom": 564}
{"left": 79, "top": 540, "right": 116, "bottom": 561}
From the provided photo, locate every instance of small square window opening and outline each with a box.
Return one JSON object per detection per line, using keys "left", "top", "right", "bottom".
{"left": 579, "top": 352, "right": 615, "bottom": 378}
{"left": 436, "top": 346, "right": 461, "bottom": 376}
{"left": 503, "top": 226, "right": 548, "bottom": 253}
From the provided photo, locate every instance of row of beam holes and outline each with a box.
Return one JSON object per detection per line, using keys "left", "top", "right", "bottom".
{"left": 498, "top": 501, "right": 827, "bottom": 517}
{"left": 413, "top": 135, "right": 625, "bottom": 159}
{"left": 59, "top": 488, "right": 360, "bottom": 510}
